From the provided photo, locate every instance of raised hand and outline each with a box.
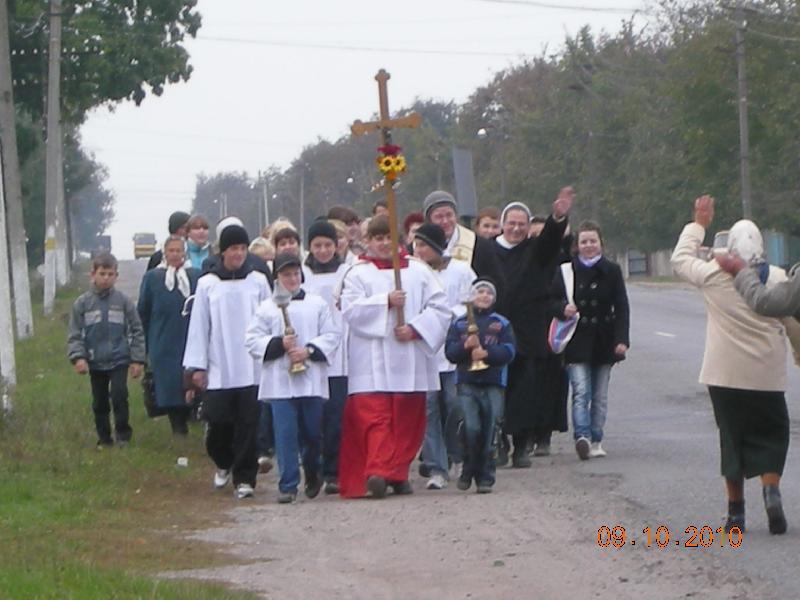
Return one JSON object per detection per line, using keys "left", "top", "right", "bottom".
{"left": 694, "top": 195, "right": 714, "bottom": 229}
{"left": 553, "top": 186, "right": 574, "bottom": 219}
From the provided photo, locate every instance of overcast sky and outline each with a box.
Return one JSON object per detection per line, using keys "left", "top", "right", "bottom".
{"left": 80, "top": 0, "right": 650, "bottom": 259}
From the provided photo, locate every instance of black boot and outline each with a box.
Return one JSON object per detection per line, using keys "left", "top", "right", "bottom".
{"left": 724, "top": 500, "right": 745, "bottom": 534}
{"left": 763, "top": 485, "right": 787, "bottom": 535}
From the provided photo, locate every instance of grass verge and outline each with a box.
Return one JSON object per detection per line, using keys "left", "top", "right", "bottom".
{"left": 0, "top": 285, "right": 255, "bottom": 598}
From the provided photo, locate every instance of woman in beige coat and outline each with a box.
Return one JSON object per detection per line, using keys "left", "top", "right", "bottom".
{"left": 671, "top": 196, "right": 800, "bottom": 535}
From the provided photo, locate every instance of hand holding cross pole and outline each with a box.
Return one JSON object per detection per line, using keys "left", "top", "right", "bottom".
{"left": 351, "top": 69, "right": 421, "bottom": 326}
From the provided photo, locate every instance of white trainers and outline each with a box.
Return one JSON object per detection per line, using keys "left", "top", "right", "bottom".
{"left": 589, "top": 442, "right": 607, "bottom": 458}
{"left": 236, "top": 483, "right": 255, "bottom": 499}
{"left": 426, "top": 474, "right": 448, "bottom": 490}
{"left": 213, "top": 469, "right": 231, "bottom": 489}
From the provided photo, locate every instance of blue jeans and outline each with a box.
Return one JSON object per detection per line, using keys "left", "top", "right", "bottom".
{"left": 459, "top": 383, "right": 504, "bottom": 486}
{"left": 567, "top": 363, "right": 612, "bottom": 443}
{"left": 271, "top": 397, "right": 323, "bottom": 494}
{"left": 422, "top": 371, "right": 461, "bottom": 477}
{"left": 322, "top": 376, "right": 348, "bottom": 482}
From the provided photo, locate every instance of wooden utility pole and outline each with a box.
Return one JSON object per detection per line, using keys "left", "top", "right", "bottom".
{"left": 735, "top": 0, "right": 753, "bottom": 219}
{"left": 43, "top": 0, "right": 63, "bottom": 315}
{"left": 0, "top": 0, "right": 34, "bottom": 338}
{"left": 0, "top": 142, "right": 18, "bottom": 389}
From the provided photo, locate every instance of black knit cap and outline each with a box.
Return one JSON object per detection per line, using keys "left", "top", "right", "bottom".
{"left": 219, "top": 224, "right": 249, "bottom": 253}
{"left": 413, "top": 223, "right": 447, "bottom": 255}
{"left": 307, "top": 220, "right": 337, "bottom": 247}
{"left": 168, "top": 211, "right": 191, "bottom": 234}
{"left": 273, "top": 251, "right": 302, "bottom": 274}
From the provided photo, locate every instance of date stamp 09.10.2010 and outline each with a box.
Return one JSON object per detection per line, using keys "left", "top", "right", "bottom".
{"left": 597, "top": 525, "right": 743, "bottom": 549}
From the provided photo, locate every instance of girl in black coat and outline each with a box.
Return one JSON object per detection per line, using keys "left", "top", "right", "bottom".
{"left": 551, "top": 221, "right": 630, "bottom": 460}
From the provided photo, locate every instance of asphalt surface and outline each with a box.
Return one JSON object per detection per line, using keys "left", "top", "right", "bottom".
{"left": 603, "top": 282, "right": 800, "bottom": 596}
{"left": 119, "top": 256, "right": 800, "bottom": 598}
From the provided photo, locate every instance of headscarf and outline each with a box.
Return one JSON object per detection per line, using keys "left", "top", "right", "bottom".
{"left": 727, "top": 220, "right": 765, "bottom": 265}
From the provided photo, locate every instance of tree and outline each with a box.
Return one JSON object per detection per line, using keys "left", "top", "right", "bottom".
{"left": 9, "top": 0, "right": 201, "bottom": 123}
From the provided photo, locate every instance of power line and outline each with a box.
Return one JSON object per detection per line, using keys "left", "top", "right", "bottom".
{"left": 470, "top": 0, "right": 652, "bottom": 15}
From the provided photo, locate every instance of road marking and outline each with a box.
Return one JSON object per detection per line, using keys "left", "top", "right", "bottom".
{"left": 654, "top": 331, "right": 676, "bottom": 338}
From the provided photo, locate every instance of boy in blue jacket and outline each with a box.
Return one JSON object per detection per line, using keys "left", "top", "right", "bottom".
{"left": 445, "top": 278, "right": 515, "bottom": 493}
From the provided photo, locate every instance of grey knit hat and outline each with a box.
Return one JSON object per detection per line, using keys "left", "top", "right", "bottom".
{"left": 423, "top": 190, "right": 458, "bottom": 219}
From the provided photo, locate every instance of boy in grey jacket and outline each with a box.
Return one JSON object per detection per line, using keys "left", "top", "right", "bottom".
{"left": 68, "top": 253, "right": 146, "bottom": 446}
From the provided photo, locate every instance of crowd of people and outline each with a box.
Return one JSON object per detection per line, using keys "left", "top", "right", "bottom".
{"left": 65, "top": 186, "right": 800, "bottom": 535}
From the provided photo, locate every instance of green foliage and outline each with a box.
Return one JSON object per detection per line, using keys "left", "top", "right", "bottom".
{"left": 195, "top": 1, "right": 800, "bottom": 253}
{"left": 9, "top": 0, "right": 201, "bottom": 123}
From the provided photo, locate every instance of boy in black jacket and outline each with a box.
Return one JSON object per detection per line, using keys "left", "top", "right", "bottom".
{"left": 445, "top": 279, "right": 515, "bottom": 493}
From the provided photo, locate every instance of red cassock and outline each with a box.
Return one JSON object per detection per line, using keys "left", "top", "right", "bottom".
{"left": 339, "top": 391, "right": 426, "bottom": 498}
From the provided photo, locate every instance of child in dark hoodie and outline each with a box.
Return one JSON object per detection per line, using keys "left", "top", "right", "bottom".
{"left": 445, "top": 278, "right": 515, "bottom": 493}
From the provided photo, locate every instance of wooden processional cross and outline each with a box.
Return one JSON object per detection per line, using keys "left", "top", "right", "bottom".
{"left": 351, "top": 69, "right": 421, "bottom": 326}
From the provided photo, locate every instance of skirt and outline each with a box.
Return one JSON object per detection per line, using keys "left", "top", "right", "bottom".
{"left": 504, "top": 354, "right": 569, "bottom": 435}
{"left": 708, "top": 386, "right": 789, "bottom": 479}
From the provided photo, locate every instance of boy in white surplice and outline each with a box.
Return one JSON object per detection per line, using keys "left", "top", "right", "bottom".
{"left": 245, "top": 253, "right": 340, "bottom": 504}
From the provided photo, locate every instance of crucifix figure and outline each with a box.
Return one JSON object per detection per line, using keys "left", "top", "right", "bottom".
{"left": 351, "top": 69, "right": 421, "bottom": 325}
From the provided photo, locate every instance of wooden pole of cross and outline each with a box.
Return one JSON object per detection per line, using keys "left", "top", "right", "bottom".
{"left": 351, "top": 69, "right": 421, "bottom": 326}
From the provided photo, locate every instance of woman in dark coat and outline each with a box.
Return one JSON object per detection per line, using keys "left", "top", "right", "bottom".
{"left": 551, "top": 221, "right": 629, "bottom": 461}
{"left": 492, "top": 191, "right": 571, "bottom": 467}
{"left": 137, "top": 236, "right": 199, "bottom": 435}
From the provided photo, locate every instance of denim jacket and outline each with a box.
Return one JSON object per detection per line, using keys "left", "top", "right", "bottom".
{"left": 68, "top": 286, "right": 146, "bottom": 371}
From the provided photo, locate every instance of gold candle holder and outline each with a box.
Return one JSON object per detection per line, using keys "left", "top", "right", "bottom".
{"left": 279, "top": 303, "right": 307, "bottom": 374}
{"left": 465, "top": 302, "right": 489, "bottom": 372}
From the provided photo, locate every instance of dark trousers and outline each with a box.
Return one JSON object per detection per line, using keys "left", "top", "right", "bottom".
{"left": 460, "top": 383, "right": 504, "bottom": 486}
{"left": 202, "top": 386, "right": 260, "bottom": 487}
{"left": 89, "top": 366, "right": 131, "bottom": 443}
{"left": 167, "top": 407, "right": 190, "bottom": 435}
{"left": 322, "top": 376, "right": 348, "bottom": 482}
{"left": 257, "top": 401, "right": 274, "bottom": 457}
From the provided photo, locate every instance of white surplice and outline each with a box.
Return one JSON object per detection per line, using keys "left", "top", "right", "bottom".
{"left": 182, "top": 271, "right": 270, "bottom": 390}
{"left": 302, "top": 264, "right": 349, "bottom": 377}
{"left": 245, "top": 291, "right": 340, "bottom": 400}
{"left": 431, "top": 258, "right": 476, "bottom": 373}
{"left": 339, "top": 257, "right": 451, "bottom": 394}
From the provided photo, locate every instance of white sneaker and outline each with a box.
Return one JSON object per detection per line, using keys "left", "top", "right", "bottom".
{"left": 589, "top": 442, "right": 607, "bottom": 458}
{"left": 426, "top": 474, "right": 448, "bottom": 490}
{"left": 213, "top": 469, "right": 231, "bottom": 489}
{"left": 236, "top": 483, "right": 255, "bottom": 499}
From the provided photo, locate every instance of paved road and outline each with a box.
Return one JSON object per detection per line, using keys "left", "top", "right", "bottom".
{"left": 116, "top": 259, "right": 147, "bottom": 300}
{"left": 161, "top": 280, "right": 800, "bottom": 598}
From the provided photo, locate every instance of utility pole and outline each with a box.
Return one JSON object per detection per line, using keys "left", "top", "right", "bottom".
{"left": 735, "top": 0, "right": 753, "bottom": 219}
{"left": 56, "top": 156, "right": 69, "bottom": 285}
{"left": 43, "top": 0, "right": 63, "bottom": 315}
{"left": 262, "top": 174, "right": 270, "bottom": 228}
{"left": 299, "top": 171, "right": 305, "bottom": 241}
{"left": 0, "top": 141, "right": 18, "bottom": 390}
{"left": 0, "top": 0, "right": 34, "bottom": 338}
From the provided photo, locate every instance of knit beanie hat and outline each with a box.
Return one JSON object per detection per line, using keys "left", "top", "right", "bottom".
{"left": 215, "top": 216, "right": 244, "bottom": 242}
{"left": 219, "top": 224, "right": 249, "bottom": 253}
{"left": 500, "top": 201, "right": 532, "bottom": 224}
{"left": 413, "top": 223, "right": 447, "bottom": 255}
{"left": 307, "top": 220, "right": 337, "bottom": 247}
{"left": 168, "top": 211, "right": 191, "bottom": 234}
{"left": 423, "top": 190, "right": 457, "bottom": 219}
{"left": 470, "top": 277, "right": 497, "bottom": 303}
{"left": 273, "top": 251, "right": 302, "bottom": 274}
